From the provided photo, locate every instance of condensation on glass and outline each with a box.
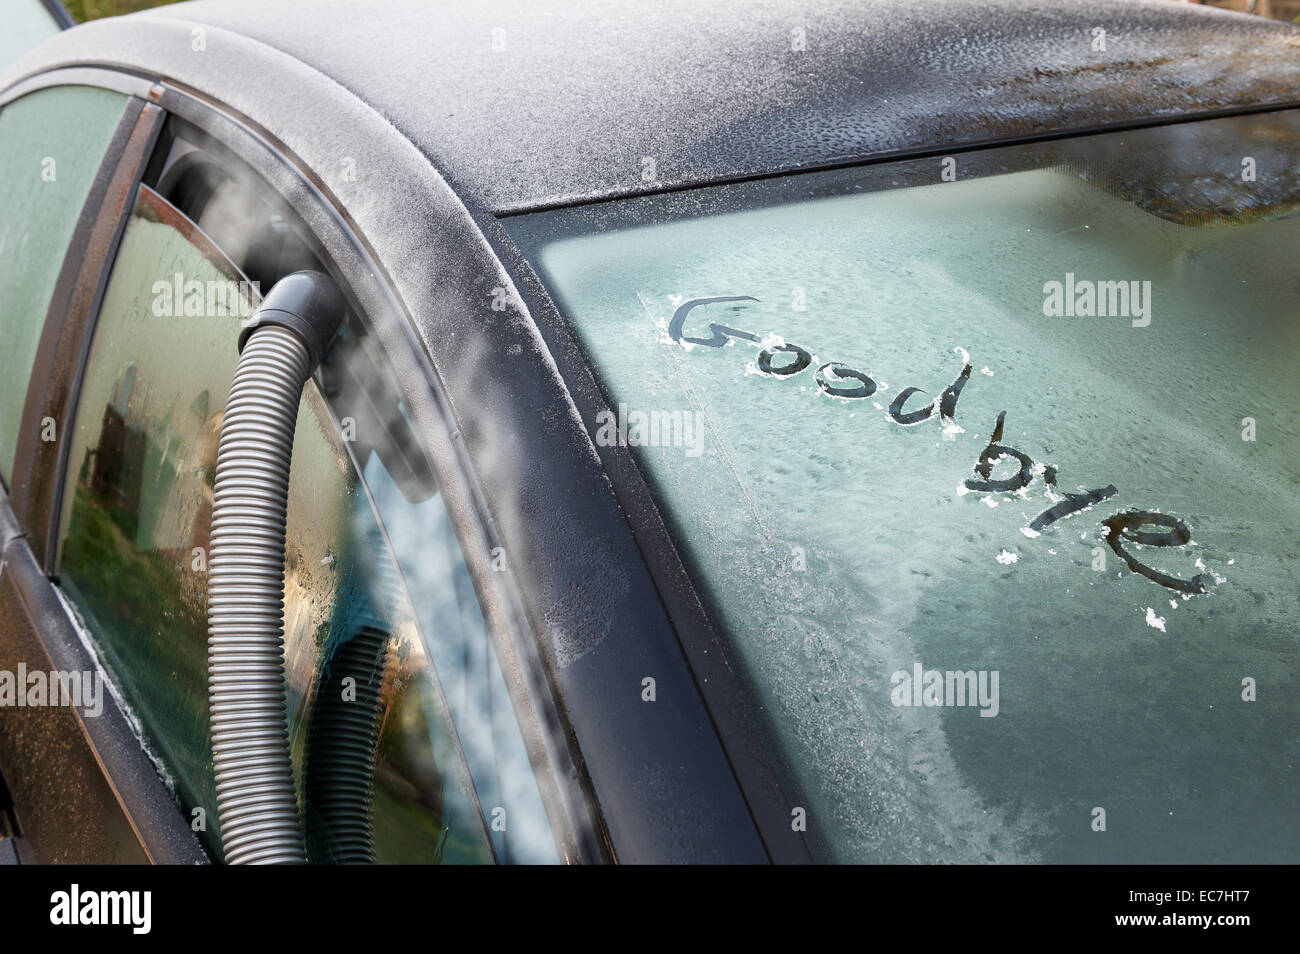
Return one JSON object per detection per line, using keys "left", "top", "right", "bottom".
{"left": 0, "top": 84, "right": 127, "bottom": 482}
{"left": 0, "top": 0, "right": 63, "bottom": 75}
{"left": 57, "top": 186, "right": 496, "bottom": 863}
{"left": 508, "top": 110, "right": 1300, "bottom": 863}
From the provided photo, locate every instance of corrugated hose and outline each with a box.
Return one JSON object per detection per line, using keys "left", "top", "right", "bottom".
{"left": 206, "top": 271, "right": 345, "bottom": 865}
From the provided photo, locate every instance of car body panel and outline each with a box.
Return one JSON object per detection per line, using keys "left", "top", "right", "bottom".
{"left": 8, "top": 0, "right": 1297, "bottom": 214}
{"left": 1, "top": 0, "right": 1297, "bottom": 863}
{"left": 0, "top": 490, "right": 206, "bottom": 864}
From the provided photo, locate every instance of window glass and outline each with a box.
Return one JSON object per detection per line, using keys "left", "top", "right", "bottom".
{"left": 0, "top": 1, "right": 62, "bottom": 74}
{"left": 0, "top": 84, "right": 127, "bottom": 483}
{"left": 58, "top": 186, "right": 494, "bottom": 863}
{"left": 507, "top": 110, "right": 1300, "bottom": 863}
{"left": 155, "top": 136, "right": 560, "bottom": 862}
{"left": 360, "top": 454, "right": 559, "bottom": 863}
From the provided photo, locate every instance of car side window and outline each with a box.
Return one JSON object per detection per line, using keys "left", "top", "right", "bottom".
{"left": 56, "top": 184, "right": 496, "bottom": 863}
{"left": 157, "top": 132, "right": 560, "bottom": 863}
{"left": 0, "top": 1, "right": 65, "bottom": 74}
{"left": 0, "top": 85, "right": 128, "bottom": 484}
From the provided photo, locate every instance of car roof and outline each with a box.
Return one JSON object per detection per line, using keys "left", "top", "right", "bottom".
{"left": 14, "top": 0, "right": 1300, "bottom": 215}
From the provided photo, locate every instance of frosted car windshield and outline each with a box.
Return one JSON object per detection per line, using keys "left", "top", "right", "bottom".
{"left": 506, "top": 111, "right": 1300, "bottom": 864}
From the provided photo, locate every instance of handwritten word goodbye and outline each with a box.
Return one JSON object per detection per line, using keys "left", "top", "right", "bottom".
{"left": 670, "top": 296, "right": 1207, "bottom": 595}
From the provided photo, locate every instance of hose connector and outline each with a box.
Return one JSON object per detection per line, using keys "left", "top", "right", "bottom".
{"left": 238, "top": 270, "right": 346, "bottom": 370}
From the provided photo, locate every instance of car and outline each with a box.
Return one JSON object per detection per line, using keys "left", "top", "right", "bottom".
{"left": 0, "top": 0, "right": 1297, "bottom": 866}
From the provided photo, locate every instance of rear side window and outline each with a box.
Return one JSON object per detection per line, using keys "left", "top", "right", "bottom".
{"left": 509, "top": 109, "right": 1300, "bottom": 863}
{"left": 0, "top": 84, "right": 127, "bottom": 483}
{"left": 57, "top": 186, "right": 497, "bottom": 863}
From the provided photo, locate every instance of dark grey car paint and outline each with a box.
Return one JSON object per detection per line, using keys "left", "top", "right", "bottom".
{"left": 0, "top": 0, "right": 1296, "bottom": 863}
{"left": 48, "top": 0, "right": 1300, "bottom": 216}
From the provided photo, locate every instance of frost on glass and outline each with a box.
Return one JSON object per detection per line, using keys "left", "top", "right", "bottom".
{"left": 0, "top": 85, "right": 127, "bottom": 480}
{"left": 517, "top": 117, "right": 1300, "bottom": 863}
{"left": 0, "top": 0, "right": 61, "bottom": 74}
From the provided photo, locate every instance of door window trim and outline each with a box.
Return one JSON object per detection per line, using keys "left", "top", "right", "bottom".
{"left": 6, "top": 93, "right": 164, "bottom": 571}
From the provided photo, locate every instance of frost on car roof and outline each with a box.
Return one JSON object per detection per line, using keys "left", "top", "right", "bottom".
{"left": 118, "top": 0, "right": 1300, "bottom": 214}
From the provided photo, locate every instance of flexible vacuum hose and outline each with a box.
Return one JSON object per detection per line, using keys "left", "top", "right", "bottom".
{"left": 207, "top": 272, "right": 345, "bottom": 865}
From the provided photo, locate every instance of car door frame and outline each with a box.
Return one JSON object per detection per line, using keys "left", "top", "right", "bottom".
{"left": 0, "top": 66, "right": 626, "bottom": 865}
{"left": 0, "top": 67, "right": 594, "bottom": 866}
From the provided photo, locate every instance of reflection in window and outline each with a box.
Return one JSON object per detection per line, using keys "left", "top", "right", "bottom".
{"left": 0, "top": 1, "right": 62, "bottom": 73}
{"left": 155, "top": 133, "right": 560, "bottom": 860}
{"left": 361, "top": 456, "right": 560, "bottom": 864}
{"left": 319, "top": 323, "right": 561, "bottom": 864}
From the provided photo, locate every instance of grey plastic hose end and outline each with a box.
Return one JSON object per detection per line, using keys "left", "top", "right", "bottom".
{"left": 237, "top": 270, "right": 347, "bottom": 371}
